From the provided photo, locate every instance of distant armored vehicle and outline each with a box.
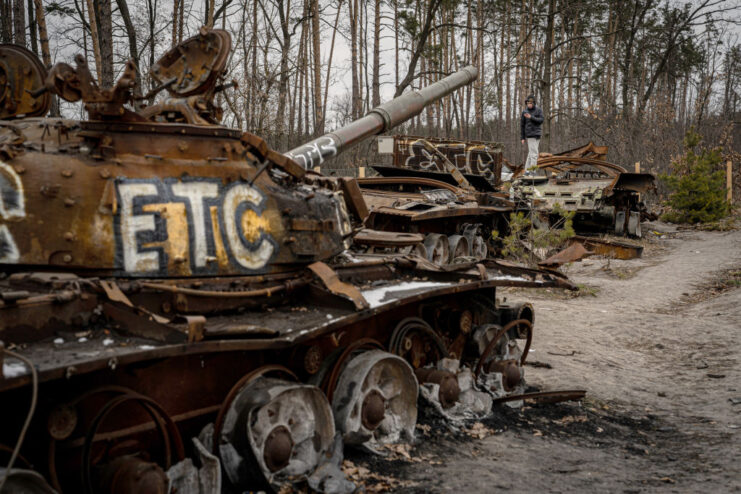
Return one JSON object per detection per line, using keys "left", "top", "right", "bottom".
{"left": 512, "top": 142, "right": 656, "bottom": 237}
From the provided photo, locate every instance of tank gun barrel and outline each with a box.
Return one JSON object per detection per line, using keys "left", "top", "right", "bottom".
{"left": 284, "top": 66, "right": 478, "bottom": 169}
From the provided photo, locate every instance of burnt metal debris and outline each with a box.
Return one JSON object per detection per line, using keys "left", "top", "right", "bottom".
{"left": 375, "top": 134, "right": 515, "bottom": 190}
{"left": 0, "top": 31, "right": 584, "bottom": 494}
{"left": 360, "top": 136, "right": 655, "bottom": 266}
{"left": 352, "top": 136, "right": 517, "bottom": 264}
{"left": 512, "top": 141, "right": 656, "bottom": 238}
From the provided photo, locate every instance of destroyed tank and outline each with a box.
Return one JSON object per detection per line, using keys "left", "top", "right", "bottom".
{"left": 0, "top": 31, "right": 577, "bottom": 494}
{"left": 353, "top": 136, "right": 517, "bottom": 264}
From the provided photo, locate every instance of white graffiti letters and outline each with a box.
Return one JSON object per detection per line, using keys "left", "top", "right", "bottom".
{"left": 285, "top": 136, "right": 338, "bottom": 169}
{"left": 115, "top": 179, "right": 275, "bottom": 275}
{"left": 0, "top": 161, "right": 26, "bottom": 263}
{"left": 170, "top": 181, "right": 219, "bottom": 268}
{"left": 118, "top": 182, "right": 161, "bottom": 272}
{"left": 222, "top": 184, "right": 274, "bottom": 270}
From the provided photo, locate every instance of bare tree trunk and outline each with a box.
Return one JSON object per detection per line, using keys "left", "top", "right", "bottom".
{"left": 116, "top": 0, "right": 141, "bottom": 96}
{"left": 207, "top": 0, "right": 215, "bottom": 27}
{"left": 350, "top": 0, "right": 360, "bottom": 118}
{"left": 371, "top": 0, "right": 381, "bottom": 108}
{"left": 540, "top": 0, "right": 554, "bottom": 151}
{"left": 97, "top": 0, "right": 114, "bottom": 87}
{"left": 249, "top": 0, "right": 258, "bottom": 129}
{"left": 178, "top": 0, "right": 184, "bottom": 42}
{"left": 311, "top": 0, "right": 323, "bottom": 134}
{"left": 12, "top": 0, "right": 25, "bottom": 46}
{"left": 393, "top": 0, "right": 398, "bottom": 89}
{"left": 322, "top": 0, "right": 342, "bottom": 128}
{"left": 360, "top": 0, "right": 367, "bottom": 115}
{"left": 275, "top": 0, "right": 292, "bottom": 149}
{"left": 2, "top": 0, "right": 12, "bottom": 43}
{"left": 474, "top": 0, "right": 483, "bottom": 139}
{"left": 296, "top": 1, "right": 307, "bottom": 138}
{"left": 84, "top": 0, "right": 104, "bottom": 84}
{"left": 147, "top": 0, "right": 157, "bottom": 91}
{"left": 172, "top": 0, "right": 180, "bottom": 46}
{"left": 27, "top": 0, "right": 37, "bottom": 54}
{"left": 394, "top": 0, "right": 443, "bottom": 97}
{"left": 32, "top": 0, "right": 49, "bottom": 65}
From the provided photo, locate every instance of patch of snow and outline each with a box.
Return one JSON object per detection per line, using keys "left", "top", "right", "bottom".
{"left": 138, "top": 345, "right": 155, "bottom": 350}
{"left": 78, "top": 337, "right": 88, "bottom": 343}
{"left": 362, "top": 281, "right": 452, "bottom": 309}
{"left": 487, "top": 274, "right": 528, "bottom": 282}
{"left": 53, "top": 338, "right": 64, "bottom": 345}
{"left": 326, "top": 314, "right": 333, "bottom": 319}
{"left": 2, "top": 361, "right": 27, "bottom": 379}
{"left": 103, "top": 338, "right": 114, "bottom": 346}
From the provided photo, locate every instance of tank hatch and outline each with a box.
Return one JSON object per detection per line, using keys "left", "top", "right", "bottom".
{"left": 151, "top": 28, "right": 231, "bottom": 98}
{"left": 0, "top": 44, "right": 51, "bottom": 119}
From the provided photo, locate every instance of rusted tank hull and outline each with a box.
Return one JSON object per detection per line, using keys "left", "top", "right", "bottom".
{"left": 354, "top": 176, "right": 514, "bottom": 263}
{"left": 1, "top": 260, "right": 572, "bottom": 492}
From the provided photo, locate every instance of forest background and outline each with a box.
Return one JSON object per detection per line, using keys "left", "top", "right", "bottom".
{"left": 2, "top": 0, "right": 740, "bottom": 192}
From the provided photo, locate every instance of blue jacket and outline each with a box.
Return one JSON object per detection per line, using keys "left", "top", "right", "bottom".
{"left": 520, "top": 106, "right": 544, "bottom": 139}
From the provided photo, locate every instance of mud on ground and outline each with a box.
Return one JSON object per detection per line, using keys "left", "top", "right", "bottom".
{"left": 347, "top": 226, "right": 741, "bottom": 493}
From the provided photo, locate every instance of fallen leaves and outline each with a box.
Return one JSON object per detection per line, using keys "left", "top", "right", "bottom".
{"left": 383, "top": 443, "right": 413, "bottom": 461}
{"left": 555, "top": 415, "right": 588, "bottom": 425}
{"left": 464, "top": 422, "right": 496, "bottom": 439}
{"left": 415, "top": 423, "right": 432, "bottom": 435}
{"left": 341, "top": 460, "right": 420, "bottom": 492}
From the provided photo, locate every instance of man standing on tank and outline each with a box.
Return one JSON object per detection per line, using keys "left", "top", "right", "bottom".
{"left": 520, "top": 94, "right": 544, "bottom": 171}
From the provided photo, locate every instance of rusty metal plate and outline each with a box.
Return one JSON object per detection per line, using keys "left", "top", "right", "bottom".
{"left": 151, "top": 28, "right": 232, "bottom": 97}
{"left": 353, "top": 229, "right": 424, "bottom": 247}
{"left": 539, "top": 242, "right": 592, "bottom": 268}
{"left": 0, "top": 44, "right": 51, "bottom": 119}
{"left": 570, "top": 235, "right": 643, "bottom": 260}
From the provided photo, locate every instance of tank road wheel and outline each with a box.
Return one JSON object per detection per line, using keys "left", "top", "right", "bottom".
{"left": 81, "top": 393, "right": 184, "bottom": 494}
{"left": 447, "top": 235, "right": 470, "bottom": 263}
{"left": 214, "top": 367, "right": 335, "bottom": 491}
{"left": 423, "top": 234, "right": 449, "bottom": 265}
{"left": 474, "top": 320, "right": 532, "bottom": 397}
{"left": 47, "top": 386, "right": 182, "bottom": 494}
{"left": 390, "top": 317, "right": 448, "bottom": 369}
{"left": 470, "top": 235, "right": 488, "bottom": 260}
{"left": 398, "top": 243, "right": 428, "bottom": 258}
{"left": 462, "top": 224, "right": 488, "bottom": 260}
{"left": 331, "top": 350, "right": 418, "bottom": 449}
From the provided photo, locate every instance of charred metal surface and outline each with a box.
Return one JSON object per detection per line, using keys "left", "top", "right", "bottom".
{"left": 376, "top": 135, "right": 508, "bottom": 188}
{"left": 0, "top": 44, "right": 51, "bottom": 119}
{"left": 569, "top": 235, "right": 644, "bottom": 260}
{"left": 355, "top": 175, "right": 513, "bottom": 263}
{"left": 512, "top": 144, "right": 656, "bottom": 237}
{"left": 539, "top": 242, "right": 593, "bottom": 268}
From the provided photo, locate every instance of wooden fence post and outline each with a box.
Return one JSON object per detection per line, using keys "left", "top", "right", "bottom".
{"left": 634, "top": 162, "right": 641, "bottom": 201}
{"left": 727, "top": 160, "right": 733, "bottom": 204}
{"left": 359, "top": 167, "right": 366, "bottom": 178}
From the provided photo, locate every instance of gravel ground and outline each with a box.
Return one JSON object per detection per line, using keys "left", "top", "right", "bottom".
{"left": 348, "top": 226, "right": 741, "bottom": 493}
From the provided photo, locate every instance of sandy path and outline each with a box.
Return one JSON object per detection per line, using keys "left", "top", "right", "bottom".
{"left": 361, "top": 228, "right": 741, "bottom": 493}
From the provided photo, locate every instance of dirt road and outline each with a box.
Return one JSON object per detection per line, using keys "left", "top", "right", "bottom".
{"left": 349, "top": 227, "right": 741, "bottom": 493}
